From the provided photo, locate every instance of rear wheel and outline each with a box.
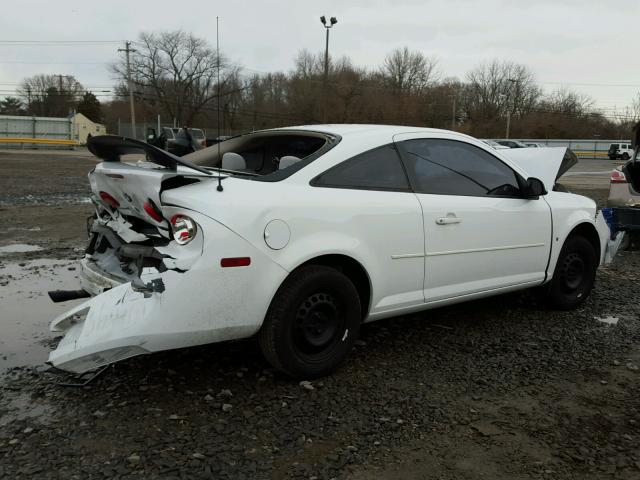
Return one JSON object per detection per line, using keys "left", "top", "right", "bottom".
{"left": 622, "top": 153, "right": 630, "bottom": 160}
{"left": 545, "top": 235, "right": 597, "bottom": 310}
{"left": 258, "top": 265, "right": 361, "bottom": 379}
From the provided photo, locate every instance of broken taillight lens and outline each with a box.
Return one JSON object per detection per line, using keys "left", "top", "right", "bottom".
{"left": 610, "top": 170, "right": 627, "bottom": 184}
{"left": 170, "top": 215, "right": 197, "bottom": 245}
{"left": 99, "top": 191, "right": 120, "bottom": 209}
{"left": 143, "top": 200, "right": 163, "bottom": 222}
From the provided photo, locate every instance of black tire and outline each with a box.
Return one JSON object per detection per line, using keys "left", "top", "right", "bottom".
{"left": 258, "top": 265, "right": 361, "bottom": 379}
{"left": 619, "top": 232, "right": 631, "bottom": 251}
{"left": 622, "top": 153, "right": 630, "bottom": 160}
{"left": 546, "top": 235, "right": 597, "bottom": 310}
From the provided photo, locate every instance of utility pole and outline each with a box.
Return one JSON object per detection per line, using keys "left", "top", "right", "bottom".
{"left": 505, "top": 78, "right": 516, "bottom": 139}
{"left": 451, "top": 95, "right": 457, "bottom": 131}
{"left": 57, "top": 74, "right": 72, "bottom": 116}
{"left": 119, "top": 41, "right": 137, "bottom": 139}
{"left": 505, "top": 110, "right": 511, "bottom": 139}
{"left": 320, "top": 16, "right": 337, "bottom": 123}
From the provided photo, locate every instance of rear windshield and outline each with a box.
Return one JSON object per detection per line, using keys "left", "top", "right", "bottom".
{"left": 189, "top": 129, "right": 205, "bottom": 139}
{"left": 185, "top": 130, "right": 339, "bottom": 181}
{"left": 610, "top": 144, "right": 619, "bottom": 150}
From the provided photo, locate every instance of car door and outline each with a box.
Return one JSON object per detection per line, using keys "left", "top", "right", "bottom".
{"left": 310, "top": 143, "right": 425, "bottom": 315}
{"left": 394, "top": 135, "right": 552, "bottom": 303}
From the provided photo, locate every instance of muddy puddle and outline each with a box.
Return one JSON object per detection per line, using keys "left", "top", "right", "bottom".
{"left": 0, "top": 258, "right": 85, "bottom": 372}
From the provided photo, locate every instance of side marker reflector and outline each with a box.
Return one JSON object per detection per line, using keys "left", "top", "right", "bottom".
{"left": 220, "top": 257, "right": 251, "bottom": 268}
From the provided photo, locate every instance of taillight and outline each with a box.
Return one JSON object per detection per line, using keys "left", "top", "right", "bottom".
{"left": 170, "top": 215, "right": 197, "bottom": 245}
{"left": 610, "top": 170, "right": 627, "bottom": 184}
{"left": 143, "top": 200, "right": 163, "bottom": 222}
{"left": 99, "top": 191, "right": 120, "bottom": 209}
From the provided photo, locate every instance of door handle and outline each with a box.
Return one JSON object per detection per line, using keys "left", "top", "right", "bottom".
{"left": 435, "top": 215, "right": 462, "bottom": 225}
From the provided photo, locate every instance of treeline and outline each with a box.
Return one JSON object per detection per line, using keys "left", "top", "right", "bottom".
{"left": 2, "top": 30, "right": 638, "bottom": 139}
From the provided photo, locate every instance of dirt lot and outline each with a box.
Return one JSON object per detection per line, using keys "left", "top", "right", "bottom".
{"left": 1, "top": 151, "right": 639, "bottom": 479}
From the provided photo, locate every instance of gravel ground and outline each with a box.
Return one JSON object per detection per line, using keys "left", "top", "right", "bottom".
{"left": 1, "top": 152, "right": 639, "bottom": 479}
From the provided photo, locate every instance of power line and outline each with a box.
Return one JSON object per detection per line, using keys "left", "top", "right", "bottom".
{"left": 0, "top": 61, "right": 108, "bottom": 65}
{"left": 538, "top": 80, "right": 640, "bottom": 88}
{"left": 0, "top": 40, "right": 122, "bottom": 45}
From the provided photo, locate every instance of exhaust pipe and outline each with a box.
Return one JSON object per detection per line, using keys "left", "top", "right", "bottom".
{"left": 48, "top": 290, "right": 91, "bottom": 303}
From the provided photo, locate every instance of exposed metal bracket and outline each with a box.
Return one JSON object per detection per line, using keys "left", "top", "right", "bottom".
{"left": 45, "top": 365, "right": 110, "bottom": 387}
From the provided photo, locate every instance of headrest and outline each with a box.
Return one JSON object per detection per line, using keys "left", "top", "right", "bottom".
{"left": 221, "top": 152, "right": 246, "bottom": 171}
{"left": 279, "top": 155, "right": 301, "bottom": 170}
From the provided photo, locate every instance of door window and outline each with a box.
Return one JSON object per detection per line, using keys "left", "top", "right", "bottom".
{"left": 400, "top": 138, "right": 521, "bottom": 197}
{"left": 312, "top": 144, "right": 410, "bottom": 191}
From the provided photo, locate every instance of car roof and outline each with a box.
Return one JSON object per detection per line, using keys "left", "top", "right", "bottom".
{"left": 265, "top": 124, "right": 476, "bottom": 142}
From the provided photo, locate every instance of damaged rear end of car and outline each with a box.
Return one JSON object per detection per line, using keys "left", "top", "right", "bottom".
{"left": 48, "top": 135, "right": 286, "bottom": 374}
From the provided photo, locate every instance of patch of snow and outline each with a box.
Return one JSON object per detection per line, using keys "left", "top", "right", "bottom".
{"left": 0, "top": 244, "right": 43, "bottom": 254}
{"left": 594, "top": 315, "right": 619, "bottom": 326}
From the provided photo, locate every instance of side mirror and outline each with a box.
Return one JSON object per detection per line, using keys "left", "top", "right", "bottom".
{"left": 525, "top": 177, "right": 547, "bottom": 198}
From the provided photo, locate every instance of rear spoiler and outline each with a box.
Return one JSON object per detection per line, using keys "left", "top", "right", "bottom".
{"left": 87, "top": 135, "right": 212, "bottom": 175}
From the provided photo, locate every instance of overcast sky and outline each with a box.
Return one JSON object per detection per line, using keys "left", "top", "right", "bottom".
{"left": 1, "top": 0, "right": 638, "bottom": 118}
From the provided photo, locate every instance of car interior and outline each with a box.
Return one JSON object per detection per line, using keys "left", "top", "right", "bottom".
{"left": 186, "top": 131, "right": 329, "bottom": 176}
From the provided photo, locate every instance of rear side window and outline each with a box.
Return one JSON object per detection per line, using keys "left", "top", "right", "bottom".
{"left": 399, "top": 138, "right": 521, "bottom": 197}
{"left": 312, "top": 144, "right": 410, "bottom": 191}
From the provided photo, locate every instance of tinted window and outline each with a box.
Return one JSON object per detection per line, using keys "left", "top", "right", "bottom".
{"left": 313, "top": 144, "right": 409, "bottom": 190}
{"left": 400, "top": 139, "right": 521, "bottom": 197}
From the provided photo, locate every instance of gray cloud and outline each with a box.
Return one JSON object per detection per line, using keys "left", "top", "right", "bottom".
{"left": 0, "top": 0, "right": 637, "bottom": 113}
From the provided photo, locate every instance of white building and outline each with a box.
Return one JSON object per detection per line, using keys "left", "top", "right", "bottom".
{"left": 72, "top": 112, "right": 106, "bottom": 144}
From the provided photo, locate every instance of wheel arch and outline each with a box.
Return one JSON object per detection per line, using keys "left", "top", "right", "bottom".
{"left": 290, "top": 254, "right": 372, "bottom": 319}
{"left": 548, "top": 221, "right": 601, "bottom": 280}
{"left": 566, "top": 222, "right": 601, "bottom": 259}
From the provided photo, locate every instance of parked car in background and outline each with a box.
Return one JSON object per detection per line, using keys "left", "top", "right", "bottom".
{"left": 495, "top": 139, "right": 529, "bottom": 148}
{"left": 608, "top": 143, "right": 634, "bottom": 160}
{"left": 481, "top": 139, "right": 510, "bottom": 150}
{"left": 147, "top": 127, "right": 206, "bottom": 157}
{"left": 525, "top": 142, "right": 546, "bottom": 148}
{"left": 48, "top": 125, "right": 616, "bottom": 379}
{"left": 206, "top": 135, "right": 233, "bottom": 147}
{"left": 188, "top": 128, "right": 207, "bottom": 149}
{"left": 607, "top": 152, "right": 640, "bottom": 208}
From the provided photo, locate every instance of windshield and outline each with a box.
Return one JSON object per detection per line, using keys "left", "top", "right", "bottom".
{"left": 185, "top": 130, "right": 338, "bottom": 180}
{"left": 189, "top": 129, "right": 205, "bottom": 139}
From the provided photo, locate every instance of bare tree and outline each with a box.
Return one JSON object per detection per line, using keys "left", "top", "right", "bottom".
{"left": 541, "top": 86, "right": 594, "bottom": 116}
{"left": 17, "top": 74, "right": 84, "bottom": 117}
{"left": 464, "top": 60, "right": 541, "bottom": 121}
{"left": 381, "top": 47, "right": 439, "bottom": 94}
{"left": 627, "top": 91, "right": 640, "bottom": 122}
{"left": 112, "top": 30, "right": 240, "bottom": 125}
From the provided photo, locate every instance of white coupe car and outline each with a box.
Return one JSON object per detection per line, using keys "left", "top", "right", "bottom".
{"left": 48, "top": 125, "right": 616, "bottom": 378}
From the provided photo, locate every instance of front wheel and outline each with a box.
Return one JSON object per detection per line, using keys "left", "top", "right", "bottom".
{"left": 258, "top": 265, "right": 361, "bottom": 379}
{"left": 545, "top": 236, "right": 597, "bottom": 310}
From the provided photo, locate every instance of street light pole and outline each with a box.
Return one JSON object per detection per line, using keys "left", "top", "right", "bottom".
{"left": 320, "top": 16, "right": 337, "bottom": 123}
{"left": 505, "top": 110, "right": 511, "bottom": 139}
{"left": 505, "top": 78, "right": 516, "bottom": 139}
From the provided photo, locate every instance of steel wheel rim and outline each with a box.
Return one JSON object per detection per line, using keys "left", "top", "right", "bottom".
{"left": 293, "top": 292, "right": 342, "bottom": 355}
{"left": 561, "top": 252, "right": 585, "bottom": 292}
